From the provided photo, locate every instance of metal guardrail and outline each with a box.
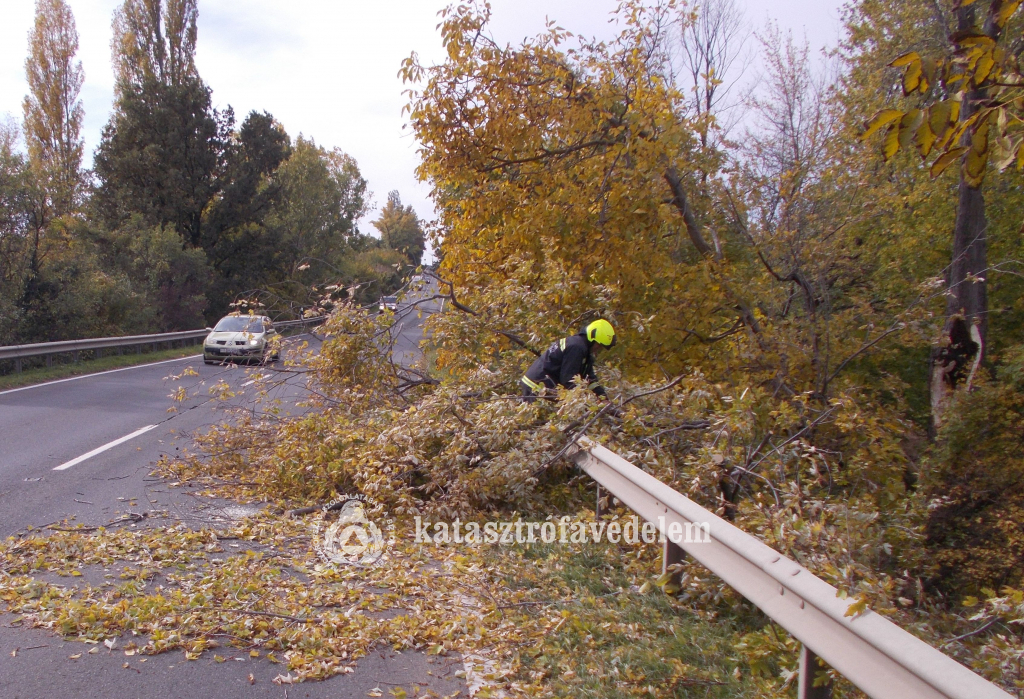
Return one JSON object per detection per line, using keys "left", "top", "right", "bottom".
{"left": 569, "top": 436, "right": 1012, "bottom": 699}
{"left": 0, "top": 317, "right": 325, "bottom": 372}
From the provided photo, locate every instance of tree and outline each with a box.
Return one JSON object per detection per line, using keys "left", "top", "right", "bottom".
{"left": 201, "top": 112, "right": 292, "bottom": 315}
{"left": 206, "top": 136, "right": 369, "bottom": 317}
{"left": 22, "top": 0, "right": 84, "bottom": 218}
{"left": 94, "top": 0, "right": 226, "bottom": 248}
{"left": 96, "top": 216, "right": 212, "bottom": 331}
{"left": 93, "top": 76, "right": 230, "bottom": 248}
{"left": 664, "top": 0, "right": 748, "bottom": 145}
{"left": 0, "top": 119, "right": 31, "bottom": 344}
{"left": 372, "top": 191, "right": 425, "bottom": 266}
{"left": 112, "top": 0, "right": 197, "bottom": 93}
{"left": 862, "top": 0, "right": 1024, "bottom": 428}
{"left": 203, "top": 111, "right": 291, "bottom": 258}
{"left": 268, "top": 136, "right": 367, "bottom": 274}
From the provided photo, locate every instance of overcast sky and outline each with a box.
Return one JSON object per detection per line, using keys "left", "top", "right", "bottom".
{"left": 0, "top": 0, "right": 846, "bottom": 252}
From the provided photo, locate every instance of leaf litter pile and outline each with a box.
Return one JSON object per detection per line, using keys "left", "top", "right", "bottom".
{"left": 0, "top": 306, "right": 865, "bottom": 697}
{"left": 0, "top": 508, "right": 769, "bottom": 697}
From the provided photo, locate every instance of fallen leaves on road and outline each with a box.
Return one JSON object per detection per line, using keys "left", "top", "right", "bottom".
{"left": 0, "top": 507, "right": 765, "bottom": 697}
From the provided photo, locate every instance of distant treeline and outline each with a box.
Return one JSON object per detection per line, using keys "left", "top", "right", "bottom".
{"left": 0, "top": 0, "right": 425, "bottom": 345}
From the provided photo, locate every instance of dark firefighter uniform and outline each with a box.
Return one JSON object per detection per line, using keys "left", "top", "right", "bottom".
{"left": 520, "top": 319, "right": 616, "bottom": 401}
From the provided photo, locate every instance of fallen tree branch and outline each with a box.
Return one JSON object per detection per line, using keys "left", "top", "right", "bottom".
{"left": 427, "top": 272, "right": 541, "bottom": 356}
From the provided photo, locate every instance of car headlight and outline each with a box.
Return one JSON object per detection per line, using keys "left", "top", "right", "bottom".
{"left": 249, "top": 339, "right": 259, "bottom": 346}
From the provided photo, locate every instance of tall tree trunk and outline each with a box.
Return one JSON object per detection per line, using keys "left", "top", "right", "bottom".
{"left": 929, "top": 5, "right": 997, "bottom": 433}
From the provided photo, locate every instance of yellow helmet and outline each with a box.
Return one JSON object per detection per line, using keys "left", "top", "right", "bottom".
{"left": 586, "top": 319, "right": 616, "bottom": 347}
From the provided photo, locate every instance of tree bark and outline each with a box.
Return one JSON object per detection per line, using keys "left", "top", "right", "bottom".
{"left": 930, "top": 4, "right": 996, "bottom": 433}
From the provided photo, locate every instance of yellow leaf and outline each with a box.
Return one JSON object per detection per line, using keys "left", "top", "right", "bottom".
{"left": 928, "top": 101, "right": 954, "bottom": 144}
{"left": 844, "top": 596, "right": 869, "bottom": 618}
{"left": 860, "top": 109, "right": 902, "bottom": 140}
{"left": 929, "top": 147, "right": 967, "bottom": 177}
{"left": 996, "top": 0, "right": 1022, "bottom": 27}
{"left": 993, "top": 135, "right": 1018, "bottom": 171}
{"left": 389, "top": 689, "right": 408, "bottom": 699}
{"left": 903, "top": 60, "right": 923, "bottom": 94}
{"left": 965, "top": 118, "right": 992, "bottom": 181}
{"left": 915, "top": 119, "right": 936, "bottom": 158}
{"left": 974, "top": 53, "right": 995, "bottom": 86}
{"left": 919, "top": 56, "right": 936, "bottom": 91}
{"left": 882, "top": 124, "right": 900, "bottom": 160}
{"left": 654, "top": 571, "right": 674, "bottom": 587}
{"left": 897, "top": 110, "right": 923, "bottom": 149}
{"left": 888, "top": 51, "right": 920, "bottom": 68}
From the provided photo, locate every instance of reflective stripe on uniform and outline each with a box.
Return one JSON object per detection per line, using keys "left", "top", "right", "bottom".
{"left": 521, "top": 375, "right": 544, "bottom": 392}
{"left": 559, "top": 338, "right": 566, "bottom": 351}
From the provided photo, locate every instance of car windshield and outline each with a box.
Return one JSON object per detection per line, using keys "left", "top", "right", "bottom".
{"left": 382, "top": 297, "right": 397, "bottom": 303}
{"left": 213, "top": 317, "right": 264, "bottom": 333}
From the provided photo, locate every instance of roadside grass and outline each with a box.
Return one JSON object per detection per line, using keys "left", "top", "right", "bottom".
{"left": 488, "top": 532, "right": 775, "bottom": 698}
{"left": 0, "top": 345, "right": 202, "bottom": 392}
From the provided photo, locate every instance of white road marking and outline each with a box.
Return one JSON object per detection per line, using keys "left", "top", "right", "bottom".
{"left": 53, "top": 425, "right": 158, "bottom": 471}
{"left": 0, "top": 354, "right": 202, "bottom": 397}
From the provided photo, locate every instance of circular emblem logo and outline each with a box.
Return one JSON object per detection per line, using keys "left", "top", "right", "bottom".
{"left": 313, "top": 494, "right": 394, "bottom": 568}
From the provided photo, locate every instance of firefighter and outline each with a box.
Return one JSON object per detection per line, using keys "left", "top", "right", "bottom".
{"left": 520, "top": 319, "right": 615, "bottom": 401}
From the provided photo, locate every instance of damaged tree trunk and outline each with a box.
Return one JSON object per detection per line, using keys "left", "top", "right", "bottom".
{"left": 929, "top": 5, "right": 992, "bottom": 434}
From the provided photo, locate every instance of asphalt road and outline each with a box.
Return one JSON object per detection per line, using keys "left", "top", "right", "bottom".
{"left": 0, "top": 348, "right": 309, "bottom": 538}
{"left": 0, "top": 282, "right": 462, "bottom": 698}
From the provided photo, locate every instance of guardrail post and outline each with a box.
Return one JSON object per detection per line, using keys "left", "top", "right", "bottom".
{"left": 798, "top": 645, "right": 832, "bottom": 699}
{"left": 46, "top": 354, "right": 52, "bottom": 368}
{"left": 96, "top": 348, "right": 103, "bottom": 359}
{"left": 14, "top": 357, "right": 22, "bottom": 373}
{"left": 662, "top": 535, "right": 686, "bottom": 586}
{"left": 72, "top": 350, "right": 79, "bottom": 364}
{"left": 596, "top": 484, "right": 607, "bottom": 518}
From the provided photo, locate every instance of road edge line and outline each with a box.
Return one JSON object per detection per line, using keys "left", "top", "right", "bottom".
{"left": 0, "top": 354, "right": 203, "bottom": 397}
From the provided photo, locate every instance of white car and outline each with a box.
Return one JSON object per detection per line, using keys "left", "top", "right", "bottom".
{"left": 204, "top": 315, "right": 279, "bottom": 364}
{"left": 378, "top": 296, "right": 398, "bottom": 312}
